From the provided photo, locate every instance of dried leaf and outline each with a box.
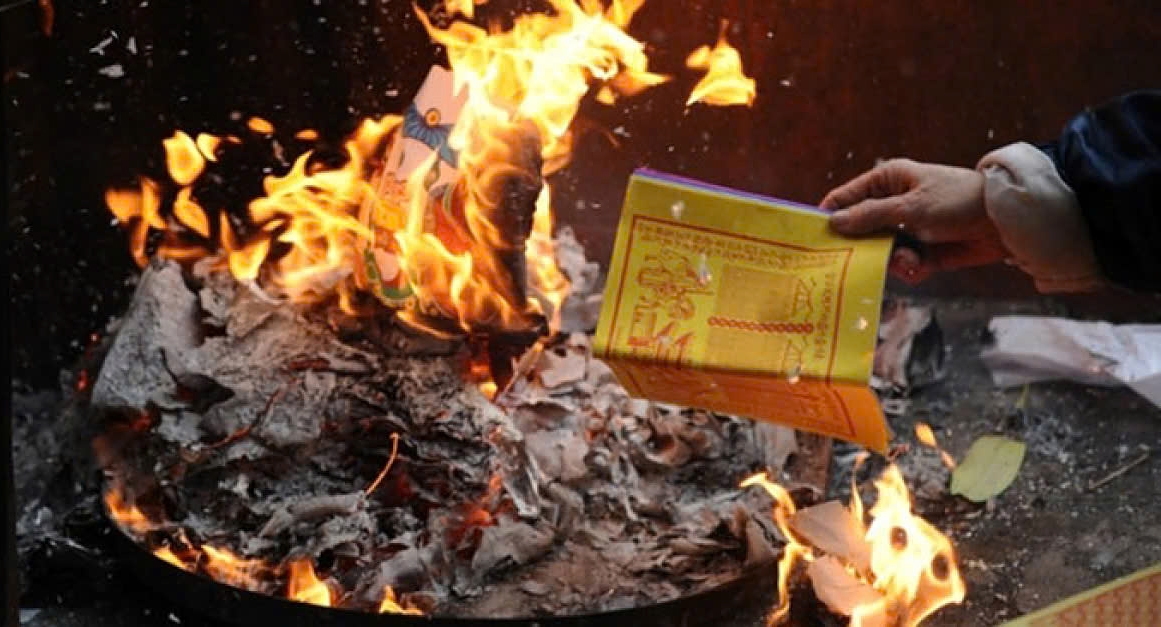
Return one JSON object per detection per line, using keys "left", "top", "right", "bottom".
{"left": 789, "top": 500, "right": 870, "bottom": 574}
{"left": 807, "top": 555, "right": 884, "bottom": 617}
{"left": 950, "top": 435, "right": 1026, "bottom": 502}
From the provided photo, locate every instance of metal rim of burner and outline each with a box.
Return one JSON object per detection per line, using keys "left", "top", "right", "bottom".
{"left": 103, "top": 501, "right": 778, "bottom": 627}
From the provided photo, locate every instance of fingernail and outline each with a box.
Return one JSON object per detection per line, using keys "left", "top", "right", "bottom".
{"left": 829, "top": 210, "right": 849, "bottom": 226}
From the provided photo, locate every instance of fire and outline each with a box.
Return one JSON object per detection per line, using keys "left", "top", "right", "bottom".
{"left": 915, "top": 423, "right": 957, "bottom": 470}
{"left": 106, "top": 114, "right": 400, "bottom": 314}
{"left": 163, "top": 131, "right": 207, "bottom": 186}
{"left": 398, "top": 0, "right": 668, "bottom": 334}
{"left": 104, "top": 484, "right": 426, "bottom": 613}
{"left": 103, "top": 0, "right": 668, "bottom": 335}
{"left": 154, "top": 546, "right": 193, "bottom": 571}
{"left": 447, "top": 0, "right": 484, "bottom": 19}
{"left": 742, "top": 461, "right": 965, "bottom": 626}
{"left": 739, "top": 473, "right": 810, "bottom": 625}
{"left": 378, "top": 586, "right": 424, "bottom": 615}
{"left": 853, "top": 465, "right": 966, "bottom": 626}
{"left": 287, "top": 558, "right": 333, "bottom": 607}
{"left": 103, "top": 485, "right": 155, "bottom": 536}
{"left": 202, "top": 545, "right": 271, "bottom": 592}
{"left": 686, "top": 21, "right": 756, "bottom": 107}
{"left": 247, "top": 116, "right": 275, "bottom": 134}
{"left": 100, "top": 0, "right": 762, "bottom": 616}
{"left": 104, "top": 0, "right": 752, "bottom": 341}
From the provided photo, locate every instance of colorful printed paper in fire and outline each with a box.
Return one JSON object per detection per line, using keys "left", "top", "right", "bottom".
{"left": 358, "top": 66, "right": 471, "bottom": 308}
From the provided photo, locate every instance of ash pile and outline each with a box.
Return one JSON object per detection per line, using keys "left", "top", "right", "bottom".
{"left": 82, "top": 253, "right": 822, "bottom": 618}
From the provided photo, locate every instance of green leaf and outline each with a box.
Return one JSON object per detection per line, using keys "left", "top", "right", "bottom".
{"left": 950, "top": 436, "right": 1026, "bottom": 502}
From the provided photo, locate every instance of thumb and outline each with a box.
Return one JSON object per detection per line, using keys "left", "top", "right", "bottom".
{"left": 829, "top": 195, "right": 912, "bottom": 236}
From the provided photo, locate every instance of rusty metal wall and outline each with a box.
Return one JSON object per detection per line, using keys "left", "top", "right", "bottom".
{"left": 6, "top": 0, "right": 1160, "bottom": 386}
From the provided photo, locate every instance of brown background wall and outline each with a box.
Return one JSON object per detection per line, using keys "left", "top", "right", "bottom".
{"left": 555, "top": 0, "right": 1161, "bottom": 302}
{"left": 6, "top": 0, "right": 1161, "bottom": 385}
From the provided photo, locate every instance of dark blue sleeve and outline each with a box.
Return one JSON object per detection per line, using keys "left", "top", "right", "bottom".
{"left": 1039, "top": 90, "right": 1161, "bottom": 292}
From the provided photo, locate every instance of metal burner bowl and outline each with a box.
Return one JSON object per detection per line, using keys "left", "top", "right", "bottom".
{"left": 106, "top": 508, "right": 778, "bottom": 627}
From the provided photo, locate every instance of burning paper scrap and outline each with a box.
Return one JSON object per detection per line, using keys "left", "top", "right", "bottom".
{"left": 808, "top": 555, "right": 885, "bottom": 618}
{"left": 950, "top": 436, "right": 1025, "bottom": 503}
{"left": 981, "top": 316, "right": 1161, "bottom": 409}
{"left": 789, "top": 500, "right": 872, "bottom": 574}
{"left": 743, "top": 464, "right": 966, "bottom": 626}
{"left": 999, "top": 562, "right": 1161, "bottom": 626}
{"left": 593, "top": 169, "right": 894, "bottom": 451}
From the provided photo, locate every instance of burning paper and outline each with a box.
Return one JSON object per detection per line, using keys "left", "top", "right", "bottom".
{"left": 743, "top": 463, "right": 966, "bottom": 626}
{"left": 356, "top": 65, "right": 468, "bottom": 310}
{"left": 592, "top": 170, "right": 894, "bottom": 451}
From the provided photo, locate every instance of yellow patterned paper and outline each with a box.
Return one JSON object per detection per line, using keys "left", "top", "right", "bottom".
{"left": 999, "top": 563, "right": 1160, "bottom": 627}
{"left": 593, "top": 169, "right": 893, "bottom": 452}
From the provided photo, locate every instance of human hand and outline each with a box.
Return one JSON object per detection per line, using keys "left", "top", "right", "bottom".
{"left": 820, "top": 159, "right": 1009, "bottom": 285}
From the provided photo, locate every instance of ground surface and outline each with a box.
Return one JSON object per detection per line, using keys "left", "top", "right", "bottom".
{"left": 13, "top": 298, "right": 1161, "bottom": 626}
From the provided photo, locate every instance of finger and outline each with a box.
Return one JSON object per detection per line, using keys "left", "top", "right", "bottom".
{"left": 819, "top": 167, "right": 891, "bottom": 211}
{"left": 829, "top": 195, "right": 913, "bottom": 236}
{"left": 819, "top": 159, "right": 915, "bottom": 211}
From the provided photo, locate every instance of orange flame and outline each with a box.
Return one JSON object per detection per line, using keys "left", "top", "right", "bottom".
{"left": 103, "top": 486, "right": 155, "bottom": 536}
{"left": 915, "top": 423, "right": 957, "bottom": 470}
{"left": 402, "top": 0, "right": 668, "bottom": 333}
{"left": 154, "top": 546, "right": 193, "bottom": 571}
{"left": 739, "top": 473, "right": 810, "bottom": 625}
{"left": 378, "top": 586, "right": 424, "bottom": 615}
{"left": 196, "top": 133, "right": 221, "bottom": 161}
{"left": 686, "top": 21, "right": 756, "bottom": 107}
{"left": 102, "top": 482, "right": 424, "bottom": 614}
{"left": 287, "top": 558, "right": 333, "bottom": 607}
{"left": 105, "top": 0, "right": 754, "bottom": 340}
{"left": 852, "top": 465, "right": 966, "bottom": 626}
{"left": 446, "top": 0, "right": 484, "bottom": 19}
{"left": 743, "top": 462, "right": 965, "bottom": 626}
{"left": 163, "top": 131, "right": 207, "bottom": 186}
{"left": 247, "top": 116, "right": 275, "bottom": 134}
{"left": 202, "top": 545, "right": 271, "bottom": 592}
{"left": 418, "top": 0, "right": 667, "bottom": 169}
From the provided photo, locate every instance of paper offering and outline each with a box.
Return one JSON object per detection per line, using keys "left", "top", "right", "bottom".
{"left": 593, "top": 169, "right": 894, "bottom": 451}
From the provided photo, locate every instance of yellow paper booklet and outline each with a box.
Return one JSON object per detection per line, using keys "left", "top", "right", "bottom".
{"left": 593, "top": 169, "right": 893, "bottom": 452}
{"left": 999, "top": 563, "right": 1161, "bottom": 626}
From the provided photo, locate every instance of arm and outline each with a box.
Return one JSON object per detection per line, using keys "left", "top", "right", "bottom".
{"left": 978, "top": 90, "right": 1161, "bottom": 293}
{"left": 824, "top": 91, "right": 1161, "bottom": 294}
{"left": 1039, "top": 90, "right": 1161, "bottom": 292}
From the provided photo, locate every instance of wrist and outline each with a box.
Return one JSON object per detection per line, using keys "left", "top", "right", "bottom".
{"left": 976, "top": 142, "right": 1105, "bottom": 293}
